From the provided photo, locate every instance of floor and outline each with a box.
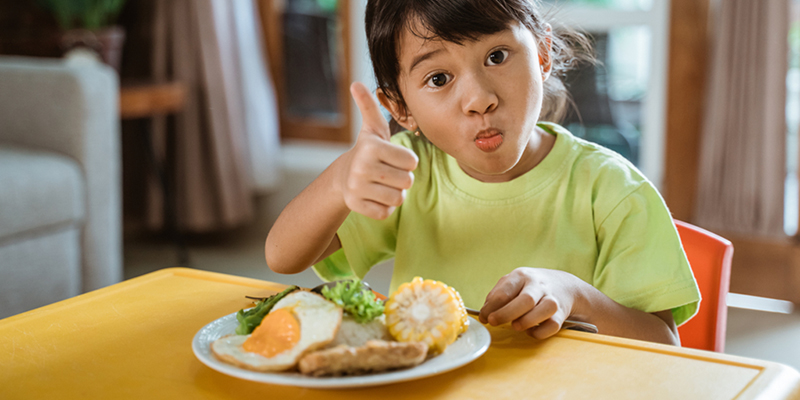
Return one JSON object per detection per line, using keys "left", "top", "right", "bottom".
{"left": 124, "top": 195, "right": 800, "bottom": 372}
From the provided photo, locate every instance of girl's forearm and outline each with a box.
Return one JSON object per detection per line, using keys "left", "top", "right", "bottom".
{"left": 265, "top": 156, "right": 350, "bottom": 274}
{"left": 571, "top": 279, "right": 680, "bottom": 345}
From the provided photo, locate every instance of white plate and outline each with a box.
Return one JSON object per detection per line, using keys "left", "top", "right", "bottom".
{"left": 192, "top": 312, "right": 491, "bottom": 388}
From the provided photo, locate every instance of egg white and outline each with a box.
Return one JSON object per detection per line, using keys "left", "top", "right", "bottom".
{"left": 211, "top": 290, "right": 343, "bottom": 372}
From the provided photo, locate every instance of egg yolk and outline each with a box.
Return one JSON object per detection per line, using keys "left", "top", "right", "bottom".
{"left": 242, "top": 308, "right": 300, "bottom": 358}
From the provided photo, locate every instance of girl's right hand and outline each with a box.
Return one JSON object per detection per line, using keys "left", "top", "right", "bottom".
{"left": 479, "top": 267, "right": 582, "bottom": 339}
{"left": 337, "top": 82, "right": 418, "bottom": 220}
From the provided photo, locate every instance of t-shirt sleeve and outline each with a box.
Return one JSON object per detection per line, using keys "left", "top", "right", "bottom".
{"left": 312, "top": 212, "right": 399, "bottom": 281}
{"left": 313, "top": 132, "right": 419, "bottom": 282}
{"left": 593, "top": 183, "right": 701, "bottom": 326}
{"left": 312, "top": 178, "right": 407, "bottom": 282}
{"left": 312, "top": 208, "right": 399, "bottom": 282}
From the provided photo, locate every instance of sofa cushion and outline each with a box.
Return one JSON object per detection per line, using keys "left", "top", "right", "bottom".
{"left": 0, "top": 144, "right": 84, "bottom": 240}
{"left": 0, "top": 226, "right": 81, "bottom": 318}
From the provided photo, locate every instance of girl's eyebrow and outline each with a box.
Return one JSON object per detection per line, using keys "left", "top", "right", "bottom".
{"left": 408, "top": 49, "right": 443, "bottom": 75}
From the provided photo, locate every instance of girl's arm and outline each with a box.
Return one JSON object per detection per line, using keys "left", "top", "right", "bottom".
{"left": 264, "top": 159, "right": 350, "bottom": 274}
{"left": 479, "top": 268, "right": 679, "bottom": 345}
{"left": 265, "top": 83, "right": 418, "bottom": 274}
{"left": 570, "top": 278, "right": 679, "bottom": 345}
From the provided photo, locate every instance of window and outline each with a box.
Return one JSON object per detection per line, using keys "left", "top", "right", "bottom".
{"left": 260, "top": 0, "right": 353, "bottom": 143}
{"left": 544, "top": 0, "right": 669, "bottom": 187}
{"left": 550, "top": 0, "right": 654, "bottom": 11}
{"left": 785, "top": 0, "right": 800, "bottom": 235}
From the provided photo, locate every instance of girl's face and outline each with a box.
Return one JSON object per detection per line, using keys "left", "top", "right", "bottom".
{"left": 382, "top": 22, "right": 552, "bottom": 182}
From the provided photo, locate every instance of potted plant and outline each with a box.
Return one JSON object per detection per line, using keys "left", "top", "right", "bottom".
{"left": 36, "top": 0, "right": 128, "bottom": 72}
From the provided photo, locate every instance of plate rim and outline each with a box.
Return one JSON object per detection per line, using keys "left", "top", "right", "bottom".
{"left": 192, "top": 311, "right": 490, "bottom": 388}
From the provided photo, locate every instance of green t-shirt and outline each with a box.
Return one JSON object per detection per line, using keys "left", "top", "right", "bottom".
{"left": 314, "top": 123, "right": 701, "bottom": 326}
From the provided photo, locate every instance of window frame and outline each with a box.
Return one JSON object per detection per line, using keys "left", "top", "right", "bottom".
{"left": 551, "top": 1, "right": 671, "bottom": 189}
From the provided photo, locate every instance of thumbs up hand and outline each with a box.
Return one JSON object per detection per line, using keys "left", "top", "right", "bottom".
{"left": 335, "top": 82, "right": 418, "bottom": 220}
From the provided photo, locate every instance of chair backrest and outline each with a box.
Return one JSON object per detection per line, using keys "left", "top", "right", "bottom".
{"left": 674, "top": 220, "right": 734, "bottom": 352}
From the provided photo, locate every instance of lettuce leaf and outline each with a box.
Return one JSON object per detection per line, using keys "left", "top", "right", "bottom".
{"left": 321, "top": 279, "right": 384, "bottom": 323}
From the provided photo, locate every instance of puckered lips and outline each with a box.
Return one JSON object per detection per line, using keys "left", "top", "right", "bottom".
{"left": 474, "top": 128, "right": 504, "bottom": 152}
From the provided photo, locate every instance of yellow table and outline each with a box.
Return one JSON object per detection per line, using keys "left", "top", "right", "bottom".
{"left": 2, "top": 268, "right": 799, "bottom": 399}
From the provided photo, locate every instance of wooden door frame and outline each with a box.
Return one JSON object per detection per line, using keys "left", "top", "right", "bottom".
{"left": 664, "top": 0, "right": 709, "bottom": 222}
{"left": 258, "top": 0, "right": 352, "bottom": 143}
{"left": 665, "top": 0, "right": 800, "bottom": 303}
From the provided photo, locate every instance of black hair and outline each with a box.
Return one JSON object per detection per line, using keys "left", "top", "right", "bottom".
{"left": 365, "top": 0, "right": 593, "bottom": 124}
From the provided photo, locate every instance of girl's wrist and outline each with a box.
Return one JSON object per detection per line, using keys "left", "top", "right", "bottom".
{"left": 327, "top": 151, "right": 353, "bottom": 208}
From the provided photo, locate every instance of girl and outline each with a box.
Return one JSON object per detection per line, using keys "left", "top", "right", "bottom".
{"left": 265, "top": 0, "right": 700, "bottom": 345}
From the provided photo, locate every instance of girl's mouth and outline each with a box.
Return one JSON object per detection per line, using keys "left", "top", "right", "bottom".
{"left": 474, "top": 129, "right": 504, "bottom": 152}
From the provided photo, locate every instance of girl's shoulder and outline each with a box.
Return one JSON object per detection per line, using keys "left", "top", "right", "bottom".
{"left": 563, "top": 130, "right": 665, "bottom": 229}
{"left": 542, "top": 123, "right": 657, "bottom": 208}
{"left": 543, "top": 124, "right": 650, "bottom": 189}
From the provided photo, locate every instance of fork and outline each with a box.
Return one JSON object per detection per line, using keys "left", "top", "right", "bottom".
{"left": 463, "top": 307, "right": 598, "bottom": 333}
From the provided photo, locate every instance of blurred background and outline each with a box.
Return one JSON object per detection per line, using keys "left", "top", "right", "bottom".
{"left": 0, "top": 0, "right": 798, "bottom": 369}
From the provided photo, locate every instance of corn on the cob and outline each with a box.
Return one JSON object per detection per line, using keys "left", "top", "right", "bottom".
{"left": 451, "top": 286, "right": 470, "bottom": 335}
{"left": 384, "top": 277, "right": 468, "bottom": 354}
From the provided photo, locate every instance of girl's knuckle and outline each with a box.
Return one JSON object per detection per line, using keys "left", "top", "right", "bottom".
{"left": 541, "top": 298, "right": 558, "bottom": 314}
{"left": 519, "top": 291, "right": 536, "bottom": 307}
{"left": 406, "top": 172, "right": 415, "bottom": 187}
{"left": 351, "top": 163, "right": 369, "bottom": 179}
{"left": 498, "top": 291, "right": 513, "bottom": 303}
{"left": 391, "top": 191, "right": 404, "bottom": 206}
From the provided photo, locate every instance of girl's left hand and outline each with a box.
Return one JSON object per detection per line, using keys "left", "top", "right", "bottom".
{"left": 479, "top": 267, "right": 582, "bottom": 339}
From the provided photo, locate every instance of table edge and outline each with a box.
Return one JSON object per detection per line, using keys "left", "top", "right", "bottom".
{"left": 0, "top": 268, "right": 288, "bottom": 327}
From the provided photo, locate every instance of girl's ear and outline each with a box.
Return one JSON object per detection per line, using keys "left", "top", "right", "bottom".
{"left": 376, "top": 88, "right": 418, "bottom": 132}
{"left": 539, "top": 23, "right": 554, "bottom": 81}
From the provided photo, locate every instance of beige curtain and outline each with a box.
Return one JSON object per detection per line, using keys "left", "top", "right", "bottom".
{"left": 149, "top": 0, "right": 281, "bottom": 232}
{"left": 694, "top": 0, "right": 789, "bottom": 238}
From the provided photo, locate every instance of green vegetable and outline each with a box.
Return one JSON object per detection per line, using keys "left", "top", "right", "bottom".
{"left": 235, "top": 285, "right": 298, "bottom": 335}
{"left": 37, "top": 0, "right": 128, "bottom": 30}
{"left": 321, "top": 279, "right": 384, "bottom": 323}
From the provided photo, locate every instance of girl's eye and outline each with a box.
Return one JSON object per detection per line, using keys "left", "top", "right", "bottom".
{"left": 487, "top": 49, "right": 509, "bottom": 66}
{"left": 426, "top": 73, "right": 451, "bottom": 88}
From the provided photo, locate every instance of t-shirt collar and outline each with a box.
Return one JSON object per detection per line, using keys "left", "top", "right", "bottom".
{"left": 438, "top": 122, "right": 574, "bottom": 201}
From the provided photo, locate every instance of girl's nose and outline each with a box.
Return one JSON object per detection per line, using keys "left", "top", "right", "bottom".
{"left": 460, "top": 73, "right": 498, "bottom": 115}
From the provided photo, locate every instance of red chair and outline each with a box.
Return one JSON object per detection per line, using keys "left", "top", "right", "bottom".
{"left": 674, "top": 220, "right": 734, "bottom": 352}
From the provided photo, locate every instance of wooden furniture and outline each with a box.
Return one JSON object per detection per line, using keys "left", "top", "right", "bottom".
{"left": 119, "top": 81, "right": 186, "bottom": 119}
{"left": 664, "top": 0, "right": 800, "bottom": 305}
{"left": 2, "top": 268, "right": 798, "bottom": 399}
{"left": 257, "top": 0, "right": 352, "bottom": 143}
{"left": 664, "top": 0, "right": 710, "bottom": 222}
{"left": 0, "top": 55, "right": 122, "bottom": 319}
{"left": 119, "top": 82, "right": 189, "bottom": 266}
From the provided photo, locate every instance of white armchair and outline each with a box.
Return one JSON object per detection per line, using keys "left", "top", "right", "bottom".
{"left": 0, "top": 55, "right": 122, "bottom": 318}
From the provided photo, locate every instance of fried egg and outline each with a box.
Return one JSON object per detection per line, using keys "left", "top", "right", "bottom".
{"left": 211, "top": 290, "right": 343, "bottom": 372}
